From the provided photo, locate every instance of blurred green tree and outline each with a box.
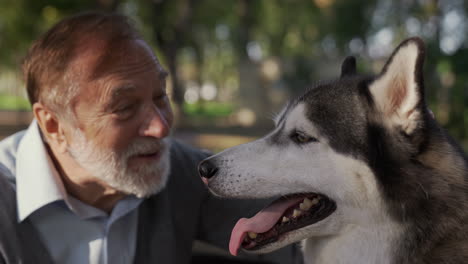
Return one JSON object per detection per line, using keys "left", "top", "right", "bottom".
{"left": 0, "top": 0, "right": 466, "bottom": 148}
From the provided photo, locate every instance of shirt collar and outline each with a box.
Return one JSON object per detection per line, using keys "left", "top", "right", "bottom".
{"left": 16, "top": 120, "right": 68, "bottom": 222}
{"left": 16, "top": 120, "right": 143, "bottom": 222}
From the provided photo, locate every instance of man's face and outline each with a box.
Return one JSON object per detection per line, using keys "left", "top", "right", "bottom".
{"left": 64, "top": 39, "right": 173, "bottom": 198}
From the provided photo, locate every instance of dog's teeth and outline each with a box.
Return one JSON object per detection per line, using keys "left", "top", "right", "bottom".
{"left": 282, "top": 216, "right": 290, "bottom": 223}
{"left": 248, "top": 232, "right": 258, "bottom": 239}
{"left": 311, "top": 198, "right": 319, "bottom": 205}
{"left": 293, "top": 209, "right": 302, "bottom": 218}
{"left": 300, "top": 198, "right": 318, "bottom": 210}
{"left": 299, "top": 202, "right": 311, "bottom": 211}
{"left": 303, "top": 198, "right": 313, "bottom": 207}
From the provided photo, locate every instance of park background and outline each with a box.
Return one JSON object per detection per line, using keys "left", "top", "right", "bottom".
{"left": 0, "top": 0, "right": 466, "bottom": 151}
{"left": 0, "top": 0, "right": 467, "bottom": 262}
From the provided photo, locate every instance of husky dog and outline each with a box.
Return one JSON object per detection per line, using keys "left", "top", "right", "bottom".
{"left": 198, "top": 38, "right": 468, "bottom": 264}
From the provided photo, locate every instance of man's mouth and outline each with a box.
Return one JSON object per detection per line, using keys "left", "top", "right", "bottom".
{"left": 229, "top": 193, "right": 336, "bottom": 255}
{"left": 132, "top": 150, "right": 162, "bottom": 162}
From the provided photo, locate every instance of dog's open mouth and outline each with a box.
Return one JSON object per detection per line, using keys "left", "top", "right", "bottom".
{"left": 229, "top": 193, "right": 336, "bottom": 255}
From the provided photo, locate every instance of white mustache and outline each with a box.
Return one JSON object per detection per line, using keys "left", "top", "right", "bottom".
{"left": 124, "top": 138, "right": 168, "bottom": 158}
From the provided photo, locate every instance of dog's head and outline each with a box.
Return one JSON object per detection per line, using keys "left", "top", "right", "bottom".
{"left": 199, "top": 38, "right": 432, "bottom": 255}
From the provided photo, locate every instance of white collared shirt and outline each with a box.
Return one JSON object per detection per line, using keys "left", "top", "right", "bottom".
{"left": 1, "top": 121, "right": 143, "bottom": 264}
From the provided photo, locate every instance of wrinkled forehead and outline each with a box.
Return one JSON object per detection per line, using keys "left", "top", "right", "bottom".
{"left": 71, "top": 38, "right": 166, "bottom": 81}
{"left": 89, "top": 39, "right": 166, "bottom": 81}
{"left": 69, "top": 39, "right": 167, "bottom": 99}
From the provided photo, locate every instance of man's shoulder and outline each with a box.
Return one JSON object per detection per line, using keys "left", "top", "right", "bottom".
{"left": 0, "top": 130, "right": 27, "bottom": 185}
{"left": 0, "top": 131, "right": 25, "bottom": 244}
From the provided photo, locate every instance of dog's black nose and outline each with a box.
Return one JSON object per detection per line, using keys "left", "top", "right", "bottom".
{"left": 198, "top": 160, "right": 218, "bottom": 179}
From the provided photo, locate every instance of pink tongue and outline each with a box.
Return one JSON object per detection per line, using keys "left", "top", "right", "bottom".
{"left": 229, "top": 197, "right": 303, "bottom": 256}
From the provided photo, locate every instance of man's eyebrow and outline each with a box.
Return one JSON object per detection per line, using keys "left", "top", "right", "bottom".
{"left": 111, "top": 84, "right": 136, "bottom": 99}
{"left": 102, "top": 85, "right": 136, "bottom": 111}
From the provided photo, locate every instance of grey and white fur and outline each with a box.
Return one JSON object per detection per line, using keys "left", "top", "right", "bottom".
{"left": 199, "top": 38, "right": 468, "bottom": 264}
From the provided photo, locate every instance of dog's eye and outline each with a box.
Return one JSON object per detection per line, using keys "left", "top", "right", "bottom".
{"left": 291, "top": 131, "right": 318, "bottom": 144}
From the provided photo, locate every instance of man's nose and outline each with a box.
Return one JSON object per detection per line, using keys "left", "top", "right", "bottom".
{"left": 140, "top": 106, "right": 171, "bottom": 138}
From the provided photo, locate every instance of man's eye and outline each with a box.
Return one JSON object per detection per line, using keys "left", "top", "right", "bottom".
{"left": 291, "top": 131, "right": 318, "bottom": 144}
{"left": 116, "top": 104, "right": 136, "bottom": 113}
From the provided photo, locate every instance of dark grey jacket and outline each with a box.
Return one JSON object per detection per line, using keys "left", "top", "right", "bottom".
{"left": 0, "top": 138, "right": 302, "bottom": 264}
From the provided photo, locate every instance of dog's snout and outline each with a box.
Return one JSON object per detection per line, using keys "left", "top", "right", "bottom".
{"left": 198, "top": 159, "right": 218, "bottom": 180}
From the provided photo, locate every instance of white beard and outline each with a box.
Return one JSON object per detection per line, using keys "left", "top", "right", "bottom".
{"left": 67, "top": 130, "right": 171, "bottom": 198}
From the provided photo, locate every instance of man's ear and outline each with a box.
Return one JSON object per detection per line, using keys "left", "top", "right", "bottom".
{"left": 368, "top": 37, "right": 426, "bottom": 135}
{"left": 33, "top": 102, "right": 69, "bottom": 153}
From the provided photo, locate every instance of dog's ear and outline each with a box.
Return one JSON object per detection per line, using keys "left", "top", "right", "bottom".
{"left": 368, "top": 37, "right": 426, "bottom": 134}
{"left": 340, "top": 56, "right": 356, "bottom": 77}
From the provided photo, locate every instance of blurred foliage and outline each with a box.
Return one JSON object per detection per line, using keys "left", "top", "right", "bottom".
{"left": 184, "top": 102, "right": 234, "bottom": 117}
{"left": 0, "top": 94, "right": 31, "bottom": 110}
{"left": 0, "top": 0, "right": 466, "bottom": 149}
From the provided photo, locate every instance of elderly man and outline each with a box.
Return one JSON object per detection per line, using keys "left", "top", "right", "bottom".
{"left": 0, "top": 12, "right": 301, "bottom": 264}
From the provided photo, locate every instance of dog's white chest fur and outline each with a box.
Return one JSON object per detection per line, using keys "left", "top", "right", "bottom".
{"left": 302, "top": 222, "right": 401, "bottom": 264}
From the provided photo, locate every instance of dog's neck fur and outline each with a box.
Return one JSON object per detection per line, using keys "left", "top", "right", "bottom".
{"left": 300, "top": 200, "right": 404, "bottom": 264}
{"left": 302, "top": 220, "right": 402, "bottom": 264}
